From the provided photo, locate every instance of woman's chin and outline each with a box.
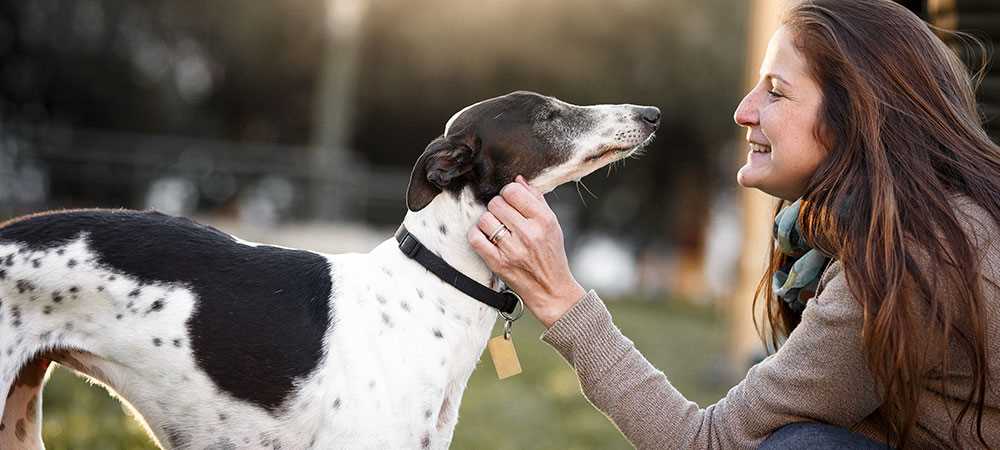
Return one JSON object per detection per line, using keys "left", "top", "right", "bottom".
{"left": 737, "top": 166, "right": 805, "bottom": 200}
{"left": 737, "top": 165, "right": 763, "bottom": 189}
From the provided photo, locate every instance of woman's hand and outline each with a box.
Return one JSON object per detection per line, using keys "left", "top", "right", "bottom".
{"left": 468, "top": 175, "right": 586, "bottom": 328}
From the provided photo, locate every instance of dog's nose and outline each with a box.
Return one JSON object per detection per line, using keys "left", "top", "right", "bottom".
{"left": 639, "top": 107, "right": 661, "bottom": 126}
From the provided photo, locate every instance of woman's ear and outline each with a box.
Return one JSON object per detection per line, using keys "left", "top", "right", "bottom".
{"left": 406, "top": 137, "right": 475, "bottom": 211}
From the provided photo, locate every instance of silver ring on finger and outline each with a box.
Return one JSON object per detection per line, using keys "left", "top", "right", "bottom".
{"left": 489, "top": 224, "right": 510, "bottom": 244}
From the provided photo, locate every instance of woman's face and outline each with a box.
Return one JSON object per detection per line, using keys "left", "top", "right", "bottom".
{"left": 734, "top": 26, "right": 826, "bottom": 201}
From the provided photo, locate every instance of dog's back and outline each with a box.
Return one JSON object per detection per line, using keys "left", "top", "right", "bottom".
{"left": 0, "top": 210, "right": 335, "bottom": 449}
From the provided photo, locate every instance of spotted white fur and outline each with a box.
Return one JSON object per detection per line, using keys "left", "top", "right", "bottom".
{"left": 0, "top": 93, "right": 657, "bottom": 449}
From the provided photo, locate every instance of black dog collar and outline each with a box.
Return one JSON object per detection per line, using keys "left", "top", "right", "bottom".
{"left": 395, "top": 225, "right": 520, "bottom": 315}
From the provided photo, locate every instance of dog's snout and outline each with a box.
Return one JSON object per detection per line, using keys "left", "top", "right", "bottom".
{"left": 639, "top": 107, "right": 661, "bottom": 126}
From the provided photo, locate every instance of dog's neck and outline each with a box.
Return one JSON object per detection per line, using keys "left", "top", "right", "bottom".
{"left": 400, "top": 187, "right": 494, "bottom": 288}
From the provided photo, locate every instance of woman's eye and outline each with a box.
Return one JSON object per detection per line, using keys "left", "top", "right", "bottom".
{"left": 767, "top": 90, "right": 784, "bottom": 99}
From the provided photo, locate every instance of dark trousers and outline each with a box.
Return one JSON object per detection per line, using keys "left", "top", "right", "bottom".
{"left": 759, "top": 422, "right": 894, "bottom": 450}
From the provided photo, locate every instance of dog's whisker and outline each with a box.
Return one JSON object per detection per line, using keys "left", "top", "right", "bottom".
{"left": 578, "top": 180, "right": 598, "bottom": 201}
{"left": 574, "top": 181, "right": 589, "bottom": 206}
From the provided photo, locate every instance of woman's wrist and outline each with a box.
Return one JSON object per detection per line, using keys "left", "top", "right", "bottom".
{"left": 536, "top": 282, "right": 587, "bottom": 328}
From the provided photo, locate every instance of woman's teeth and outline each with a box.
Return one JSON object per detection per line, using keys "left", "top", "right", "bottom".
{"left": 750, "top": 143, "right": 771, "bottom": 153}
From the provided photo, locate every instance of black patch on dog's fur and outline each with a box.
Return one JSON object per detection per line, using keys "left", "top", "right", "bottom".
{"left": 0, "top": 210, "right": 333, "bottom": 413}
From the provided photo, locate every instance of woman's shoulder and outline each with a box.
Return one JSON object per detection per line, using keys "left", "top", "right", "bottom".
{"left": 811, "top": 260, "right": 860, "bottom": 317}
{"left": 817, "top": 259, "right": 843, "bottom": 293}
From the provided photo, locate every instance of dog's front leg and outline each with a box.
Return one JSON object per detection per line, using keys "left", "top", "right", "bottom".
{"left": 0, "top": 358, "right": 51, "bottom": 450}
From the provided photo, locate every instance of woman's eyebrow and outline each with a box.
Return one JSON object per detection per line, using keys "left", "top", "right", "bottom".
{"left": 766, "top": 73, "right": 792, "bottom": 87}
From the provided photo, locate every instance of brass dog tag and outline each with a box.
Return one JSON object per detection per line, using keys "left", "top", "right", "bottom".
{"left": 488, "top": 334, "right": 522, "bottom": 379}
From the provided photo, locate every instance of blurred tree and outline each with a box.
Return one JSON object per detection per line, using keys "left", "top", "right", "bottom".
{"left": 0, "top": 0, "right": 325, "bottom": 143}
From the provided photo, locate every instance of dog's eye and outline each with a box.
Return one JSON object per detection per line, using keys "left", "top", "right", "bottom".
{"left": 541, "top": 109, "right": 560, "bottom": 122}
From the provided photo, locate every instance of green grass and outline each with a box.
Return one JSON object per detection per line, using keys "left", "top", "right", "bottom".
{"left": 42, "top": 369, "right": 159, "bottom": 449}
{"left": 40, "top": 299, "right": 731, "bottom": 449}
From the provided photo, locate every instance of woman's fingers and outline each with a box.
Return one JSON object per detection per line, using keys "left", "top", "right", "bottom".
{"left": 476, "top": 209, "right": 505, "bottom": 239}
{"left": 475, "top": 209, "right": 527, "bottom": 257}
{"left": 500, "top": 181, "right": 548, "bottom": 220}
{"left": 515, "top": 175, "right": 544, "bottom": 200}
{"left": 468, "top": 227, "right": 503, "bottom": 268}
{"left": 487, "top": 195, "right": 530, "bottom": 234}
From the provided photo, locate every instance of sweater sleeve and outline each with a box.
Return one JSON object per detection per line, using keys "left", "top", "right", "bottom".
{"left": 541, "top": 262, "right": 883, "bottom": 449}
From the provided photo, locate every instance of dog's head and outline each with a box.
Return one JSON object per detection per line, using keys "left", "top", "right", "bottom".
{"left": 406, "top": 91, "right": 659, "bottom": 211}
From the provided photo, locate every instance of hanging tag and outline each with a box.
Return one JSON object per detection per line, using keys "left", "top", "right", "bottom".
{"left": 488, "top": 320, "right": 522, "bottom": 379}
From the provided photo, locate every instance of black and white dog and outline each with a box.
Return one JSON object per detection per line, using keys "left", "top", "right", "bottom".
{"left": 0, "top": 91, "right": 658, "bottom": 449}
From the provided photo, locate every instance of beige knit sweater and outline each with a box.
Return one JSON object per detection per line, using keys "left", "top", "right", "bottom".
{"left": 542, "top": 197, "right": 1000, "bottom": 449}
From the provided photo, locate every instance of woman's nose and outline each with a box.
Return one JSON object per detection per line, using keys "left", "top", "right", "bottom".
{"left": 734, "top": 91, "right": 758, "bottom": 128}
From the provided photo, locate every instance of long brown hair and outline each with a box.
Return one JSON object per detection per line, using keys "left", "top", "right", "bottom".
{"left": 753, "top": 1, "right": 1000, "bottom": 447}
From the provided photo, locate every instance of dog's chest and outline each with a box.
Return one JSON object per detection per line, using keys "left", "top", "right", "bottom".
{"left": 327, "top": 248, "right": 490, "bottom": 391}
{"left": 287, "top": 248, "right": 494, "bottom": 448}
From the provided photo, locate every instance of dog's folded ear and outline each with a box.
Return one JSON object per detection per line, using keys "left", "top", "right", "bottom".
{"left": 406, "top": 137, "right": 476, "bottom": 211}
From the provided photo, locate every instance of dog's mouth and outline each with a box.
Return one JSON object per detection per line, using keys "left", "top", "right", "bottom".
{"left": 584, "top": 132, "right": 656, "bottom": 163}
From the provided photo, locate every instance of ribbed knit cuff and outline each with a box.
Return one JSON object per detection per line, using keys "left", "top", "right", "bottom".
{"left": 541, "top": 290, "right": 635, "bottom": 381}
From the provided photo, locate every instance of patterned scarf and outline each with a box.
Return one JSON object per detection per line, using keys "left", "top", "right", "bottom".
{"left": 772, "top": 200, "right": 831, "bottom": 314}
